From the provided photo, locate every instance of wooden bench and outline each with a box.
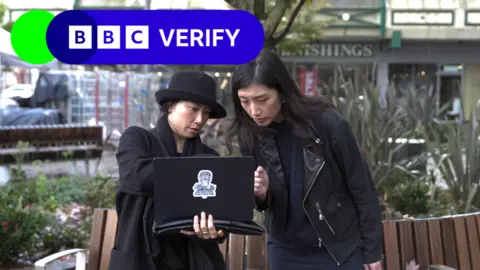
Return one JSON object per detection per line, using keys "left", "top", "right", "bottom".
{"left": 0, "top": 125, "right": 103, "bottom": 164}
{"left": 34, "top": 209, "right": 480, "bottom": 270}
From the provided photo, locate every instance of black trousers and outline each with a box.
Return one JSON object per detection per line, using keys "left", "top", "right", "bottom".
{"left": 267, "top": 241, "right": 363, "bottom": 270}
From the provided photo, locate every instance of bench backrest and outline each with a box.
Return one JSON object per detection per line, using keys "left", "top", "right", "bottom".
{"left": 383, "top": 213, "right": 480, "bottom": 270}
{"left": 0, "top": 125, "right": 104, "bottom": 163}
{"left": 87, "top": 209, "right": 480, "bottom": 270}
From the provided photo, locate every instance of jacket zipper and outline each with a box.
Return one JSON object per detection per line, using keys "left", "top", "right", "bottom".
{"left": 302, "top": 161, "right": 340, "bottom": 266}
{"left": 315, "top": 202, "right": 335, "bottom": 235}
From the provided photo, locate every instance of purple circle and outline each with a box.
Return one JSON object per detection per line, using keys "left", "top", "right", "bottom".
{"left": 46, "top": 10, "right": 97, "bottom": 64}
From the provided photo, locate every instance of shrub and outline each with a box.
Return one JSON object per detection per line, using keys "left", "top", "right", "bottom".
{"left": 0, "top": 172, "right": 118, "bottom": 265}
{"left": 0, "top": 195, "right": 52, "bottom": 265}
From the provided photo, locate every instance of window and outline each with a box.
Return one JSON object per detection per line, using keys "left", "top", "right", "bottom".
{"left": 438, "top": 75, "right": 462, "bottom": 120}
{"left": 413, "top": 64, "right": 437, "bottom": 97}
{"left": 329, "top": 0, "right": 381, "bottom": 7}
{"left": 296, "top": 64, "right": 317, "bottom": 96}
{"left": 316, "top": 64, "right": 335, "bottom": 96}
{"left": 389, "top": 64, "right": 414, "bottom": 98}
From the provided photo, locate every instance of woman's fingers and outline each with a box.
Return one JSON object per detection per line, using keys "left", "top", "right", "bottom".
{"left": 193, "top": 215, "right": 203, "bottom": 238}
{"left": 200, "top": 212, "right": 208, "bottom": 235}
{"left": 207, "top": 214, "right": 218, "bottom": 239}
{"left": 192, "top": 212, "right": 225, "bottom": 239}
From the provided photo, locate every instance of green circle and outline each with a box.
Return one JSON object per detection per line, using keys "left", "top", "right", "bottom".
{"left": 11, "top": 10, "right": 55, "bottom": 65}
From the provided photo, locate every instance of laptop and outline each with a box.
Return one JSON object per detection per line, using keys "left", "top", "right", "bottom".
{"left": 153, "top": 156, "right": 256, "bottom": 225}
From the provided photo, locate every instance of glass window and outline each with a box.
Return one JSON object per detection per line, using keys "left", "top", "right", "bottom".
{"left": 329, "top": 0, "right": 381, "bottom": 7}
{"left": 389, "top": 64, "right": 414, "bottom": 98}
{"left": 438, "top": 75, "right": 462, "bottom": 120}
{"left": 294, "top": 64, "right": 335, "bottom": 97}
{"left": 295, "top": 64, "right": 318, "bottom": 96}
{"left": 413, "top": 64, "right": 437, "bottom": 97}
{"left": 317, "top": 64, "right": 335, "bottom": 97}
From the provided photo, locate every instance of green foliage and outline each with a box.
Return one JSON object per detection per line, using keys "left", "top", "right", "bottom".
{"left": 2, "top": 20, "right": 12, "bottom": 32}
{"left": 322, "top": 73, "right": 419, "bottom": 189}
{"left": 0, "top": 2, "right": 12, "bottom": 33}
{"left": 0, "top": 2, "right": 7, "bottom": 23}
{"left": 387, "top": 171, "right": 430, "bottom": 216}
{"left": 225, "top": 0, "right": 325, "bottom": 48}
{"left": 422, "top": 110, "right": 480, "bottom": 213}
{"left": 0, "top": 170, "right": 118, "bottom": 265}
{"left": 0, "top": 199, "right": 51, "bottom": 265}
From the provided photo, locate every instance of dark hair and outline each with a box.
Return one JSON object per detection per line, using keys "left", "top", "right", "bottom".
{"left": 160, "top": 101, "right": 176, "bottom": 115}
{"left": 225, "top": 49, "right": 334, "bottom": 153}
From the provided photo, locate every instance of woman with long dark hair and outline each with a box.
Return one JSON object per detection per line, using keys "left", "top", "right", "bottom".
{"left": 226, "top": 50, "right": 383, "bottom": 270}
{"left": 109, "top": 71, "right": 227, "bottom": 270}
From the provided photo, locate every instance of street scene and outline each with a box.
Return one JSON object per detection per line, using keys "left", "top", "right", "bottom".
{"left": 1, "top": 0, "right": 480, "bottom": 270}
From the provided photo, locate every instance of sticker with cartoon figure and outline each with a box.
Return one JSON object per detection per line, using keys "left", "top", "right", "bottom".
{"left": 192, "top": 170, "right": 217, "bottom": 199}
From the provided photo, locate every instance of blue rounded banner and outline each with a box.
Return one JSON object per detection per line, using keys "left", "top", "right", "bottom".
{"left": 46, "top": 10, "right": 265, "bottom": 65}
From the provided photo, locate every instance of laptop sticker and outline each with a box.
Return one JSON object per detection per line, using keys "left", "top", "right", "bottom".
{"left": 192, "top": 170, "right": 217, "bottom": 199}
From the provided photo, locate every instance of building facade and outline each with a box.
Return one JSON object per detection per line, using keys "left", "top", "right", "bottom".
{"left": 279, "top": 0, "right": 480, "bottom": 121}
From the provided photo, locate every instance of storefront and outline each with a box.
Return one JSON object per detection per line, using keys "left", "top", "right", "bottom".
{"left": 279, "top": 40, "right": 480, "bottom": 120}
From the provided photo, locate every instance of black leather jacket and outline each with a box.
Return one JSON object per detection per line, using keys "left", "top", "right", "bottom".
{"left": 240, "top": 108, "right": 383, "bottom": 265}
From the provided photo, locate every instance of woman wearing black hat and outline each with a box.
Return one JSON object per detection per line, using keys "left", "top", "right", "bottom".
{"left": 108, "top": 71, "right": 228, "bottom": 270}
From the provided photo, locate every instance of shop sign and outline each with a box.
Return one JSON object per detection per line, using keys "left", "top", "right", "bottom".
{"left": 280, "top": 43, "right": 375, "bottom": 57}
{"left": 392, "top": 10, "right": 454, "bottom": 25}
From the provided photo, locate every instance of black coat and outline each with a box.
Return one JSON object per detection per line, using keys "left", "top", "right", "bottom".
{"left": 108, "top": 116, "right": 225, "bottom": 270}
{"left": 241, "top": 108, "right": 383, "bottom": 265}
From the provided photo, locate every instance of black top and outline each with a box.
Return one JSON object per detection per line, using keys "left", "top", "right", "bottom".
{"left": 270, "top": 122, "right": 318, "bottom": 248}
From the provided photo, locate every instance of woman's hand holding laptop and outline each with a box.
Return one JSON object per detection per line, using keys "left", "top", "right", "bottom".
{"left": 180, "top": 212, "right": 225, "bottom": 239}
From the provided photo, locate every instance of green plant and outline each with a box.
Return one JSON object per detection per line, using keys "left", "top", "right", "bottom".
{"left": 0, "top": 172, "right": 118, "bottom": 265}
{"left": 389, "top": 174, "right": 430, "bottom": 216}
{"left": 0, "top": 195, "right": 52, "bottom": 265}
{"left": 0, "top": 2, "right": 7, "bottom": 23}
{"left": 422, "top": 110, "right": 480, "bottom": 213}
{"left": 322, "top": 73, "right": 419, "bottom": 189}
{"left": 2, "top": 20, "right": 13, "bottom": 32}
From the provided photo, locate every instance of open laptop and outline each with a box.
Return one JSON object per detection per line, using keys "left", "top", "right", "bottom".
{"left": 153, "top": 156, "right": 255, "bottom": 225}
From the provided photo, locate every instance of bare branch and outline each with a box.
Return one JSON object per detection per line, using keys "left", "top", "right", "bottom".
{"left": 267, "top": 0, "right": 307, "bottom": 47}
{"left": 262, "top": 0, "right": 290, "bottom": 45}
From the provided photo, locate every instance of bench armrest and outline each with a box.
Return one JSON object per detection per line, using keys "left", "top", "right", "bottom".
{"left": 34, "top": 248, "right": 87, "bottom": 270}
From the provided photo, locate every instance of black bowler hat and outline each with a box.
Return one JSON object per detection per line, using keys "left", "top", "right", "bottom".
{"left": 155, "top": 71, "right": 227, "bottom": 119}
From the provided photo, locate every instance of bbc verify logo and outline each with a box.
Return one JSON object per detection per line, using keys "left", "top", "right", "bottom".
{"left": 68, "top": 26, "right": 240, "bottom": 50}
{"left": 49, "top": 10, "right": 264, "bottom": 64}
{"left": 68, "top": 26, "right": 149, "bottom": 49}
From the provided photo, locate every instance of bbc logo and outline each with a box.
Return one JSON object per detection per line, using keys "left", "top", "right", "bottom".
{"left": 68, "top": 25, "right": 149, "bottom": 49}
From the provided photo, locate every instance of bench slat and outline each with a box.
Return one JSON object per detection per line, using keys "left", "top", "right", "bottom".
{"left": 466, "top": 215, "right": 480, "bottom": 269}
{"left": 228, "top": 235, "right": 245, "bottom": 270}
{"left": 219, "top": 237, "right": 229, "bottom": 261}
{"left": 398, "top": 220, "right": 415, "bottom": 268}
{"left": 413, "top": 220, "right": 430, "bottom": 270}
{"left": 427, "top": 219, "right": 444, "bottom": 265}
{"left": 246, "top": 235, "right": 264, "bottom": 269}
{"left": 99, "top": 210, "right": 118, "bottom": 270}
{"left": 264, "top": 235, "right": 269, "bottom": 270}
{"left": 87, "top": 209, "right": 108, "bottom": 270}
{"left": 383, "top": 221, "right": 401, "bottom": 270}
{"left": 453, "top": 217, "right": 471, "bottom": 270}
{"left": 441, "top": 218, "right": 458, "bottom": 269}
